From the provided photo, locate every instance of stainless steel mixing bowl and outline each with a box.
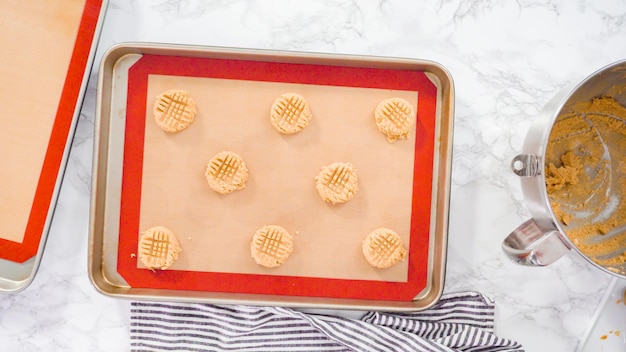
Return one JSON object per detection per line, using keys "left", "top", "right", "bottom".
{"left": 503, "top": 59, "right": 626, "bottom": 277}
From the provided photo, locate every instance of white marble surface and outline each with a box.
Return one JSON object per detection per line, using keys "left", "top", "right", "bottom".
{"left": 2, "top": 0, "right": 626, "bottom": 351}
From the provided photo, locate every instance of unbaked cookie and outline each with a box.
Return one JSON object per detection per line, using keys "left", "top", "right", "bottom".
{"left": 251, "top": 225, "right": 294, "bottom": 268}
{"left": 315, "top": 162, "right": 358, "bottom": 204}
{"left": 374, "top": 97, "right": 416, "bottom": 142}
{"left": 153, "top": 89, "right": 197, "bottom": 133}
{"left": 205, "top": 151, "right": 249, "bottom": 194}
{"left": 270, "top": 93, "right": 312, "bottom": 134}
{"left": 362, "top": 228, "right": 407, "bottom": 269}
{"left": 138, "top": 226, "right": 182, "bottom": 270}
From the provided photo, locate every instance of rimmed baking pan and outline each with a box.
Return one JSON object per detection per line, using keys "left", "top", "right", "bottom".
{"left": 89, "top": 43, "right": 454, "bottom": 311}
{"left": 0, "top": 0, "right": 107, "bottom": 293}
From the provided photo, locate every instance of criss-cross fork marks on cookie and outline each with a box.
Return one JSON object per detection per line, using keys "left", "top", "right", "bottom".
{"left": 380, "top": 100, "right": 413, "bottom": 129}
{"left": 141, "top": 231, "right": 170, "bottom": 261}
{"left": 209, "top": 153, "right": 243, "bottom": 183}
{"left": 138, "top": 226, "right": 182, "bottom": 270}
{"left": 322, "top": 165, "right": 353, "bottom": 195}
{"left": 315, "top": 162, "right": 358, "bottom": 204}
{"left": 257, "top": 228, "right": 285, "bottom": 257}
{"left": 375, "top": 97, "right": 416, "bottom": 142}
{"left": 270, "top": 93, "right": 312, "bottom": 134}
{"left": 369, "top": 233, "right": 403, "bottom": 261}
{"left": 205, "top": 151, "right": 249, "bottom": 194}
{"left": 251, "top": 225, "right": 294, "bottom": 268}
{"left": 154, "top": 89, "right": 196, "bottom": 133}
{"left": 362, "top": 228, "right": 407, "bottom": 269}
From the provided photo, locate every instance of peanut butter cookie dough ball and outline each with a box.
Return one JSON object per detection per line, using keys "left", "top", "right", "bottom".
{"left": 205, "top": 151, "right": 249, "bottom": 194}
{"left": 362, "top": 228, "right": 407, "bottom": 269}
{"left": 315, "top": 162, "right": 358, "bottom": 204}
{"left": 251, "top": 225, "right": 294, "bottom": 268}
{"left": 270, "top": 93, "right": 313, "bottom": 134}
{"left": 374, "top": 97, "right": 416, "bottom": 143}
{"left": 153, "top": 89, "right": 196, "bottom": 133}
{"left": 138, "top": 226, "right": 182, "bottom": 270}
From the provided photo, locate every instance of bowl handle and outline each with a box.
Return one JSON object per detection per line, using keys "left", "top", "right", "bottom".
{"left": 511, "top": 154, "right": 540, "bottom": 177}
{"left": 502, "top": 219, "right": 571, "bottom": 266}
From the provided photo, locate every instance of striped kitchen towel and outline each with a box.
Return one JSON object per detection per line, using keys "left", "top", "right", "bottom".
{"left": 130, "top": 291, "right": 524, "bottom": 352}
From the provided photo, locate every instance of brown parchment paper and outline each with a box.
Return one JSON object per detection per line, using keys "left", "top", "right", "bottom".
{"left": 139, "top": 74, "right": 418, "bottom": 282}
{"left": 0, "top": 1, "right": 85, "bottom": 243}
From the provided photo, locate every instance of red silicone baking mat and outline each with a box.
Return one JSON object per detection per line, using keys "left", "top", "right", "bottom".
{"left": 0, "top": 0, "right": 104, "bottom": 263}
{"left": 117, "top": 54, "right": 437, "bottom": 301}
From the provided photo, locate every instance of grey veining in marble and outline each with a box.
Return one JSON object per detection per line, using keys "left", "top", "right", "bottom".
{"left": 1, "top": 1, "right": 625, "bottom": 351}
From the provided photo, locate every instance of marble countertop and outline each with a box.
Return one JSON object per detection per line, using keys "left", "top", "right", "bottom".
{"left": 2, "top": 1, "right": 626, "bottom": 351}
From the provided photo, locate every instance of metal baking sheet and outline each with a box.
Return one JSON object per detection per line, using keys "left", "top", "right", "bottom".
{"left": 89, "top": 43, "right": 454, "bottom": 311}
{"left": 0, "top": 0, "right": 107, "bottom": 293}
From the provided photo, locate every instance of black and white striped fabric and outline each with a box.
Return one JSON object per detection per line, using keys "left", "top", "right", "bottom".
{"left": 130, "top": 291, "right": 524, "bottom": 352}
